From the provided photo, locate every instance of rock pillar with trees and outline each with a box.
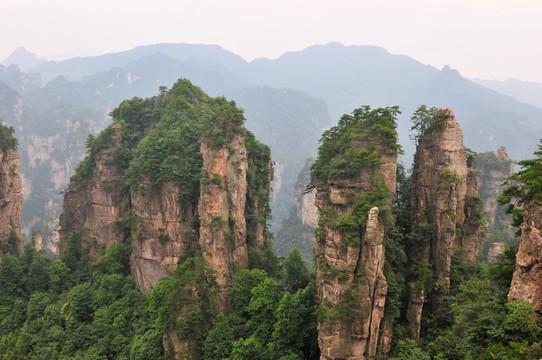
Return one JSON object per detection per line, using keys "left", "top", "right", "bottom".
{"left": 309, "top": 106, "right": 399, "bottom": 359}
{"left": 0, "top": 123, "right": 22, "bottom": 257}
{"left": 406, "top": 107, "right": 483, "bottom": 339}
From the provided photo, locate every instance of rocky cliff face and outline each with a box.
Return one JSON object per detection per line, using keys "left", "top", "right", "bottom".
{"left": 508, "top": 200, "right": 542, "bottom": 313}
{"left": 312, "top": 107, "right": 399, "bottom": 360}
{"left": 274, "top": 158, "right": 318, "bottom": 264}
{"left": 0, "top": 134, "right": 23, "bottom": 254}
{"left": 198, "top": 133, "right": 250, "bottom": 312}
{"left": 406, "top": 108, "right": 483, "bottom": 339}
{"left": 59, "top": 124, "right": 128, "bottom": 255}
{"left": 294, "top": 160, "right": 318, "bottom": 228}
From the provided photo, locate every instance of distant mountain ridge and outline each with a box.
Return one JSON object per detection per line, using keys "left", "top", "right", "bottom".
{"left": 472, "top": 77, "right": 542, "bottom": 110}
{"left": 26, "top": 43, "right": 250, "bottom": 84}
{"left": 1, "top": 47, "right": 46, "bottom": 71}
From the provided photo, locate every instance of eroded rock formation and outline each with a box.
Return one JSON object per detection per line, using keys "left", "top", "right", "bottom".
{"left": 58, "top": 80, "right": 273, "bottom": 359}
{"left": 59, "top": 124, "right": 129, "bottom": 256}
{"left": 508, "top": 200, "right": 542, "bottom": 313}
{"left": 406, "top": 108, "right": 483, "bottom": 339}
{"left": 313, "top": 107, "right": 398, "bottom": 360}
{"left": 59, "top": 82, "right": 272, "bottom": 300}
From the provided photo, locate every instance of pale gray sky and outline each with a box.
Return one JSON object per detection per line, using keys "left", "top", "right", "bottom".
{"left": 1, "top": 0, "right": 541, "bottom": 82}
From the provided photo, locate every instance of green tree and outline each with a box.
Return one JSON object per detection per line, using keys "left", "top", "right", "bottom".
{"left": 281, "top": 248, "right": 311, "bottom": 293}
{"left": 246, "top": 277, "right": 281, "bottom": 341}
{"left": 129, "top": 329, "right": 164, "bottom": 360}
{"left": 230, "top": 336, "right": 270, "bottom": 360}
{"left": 202, "top": 315, "right": 235, "bottom": 360}
{"left": 409, "top": 105, "right": 447, "bottom": 143}
{"left": 49, "top": 259, "right": 70, "bottom": 294}
{"left": 230, "top": 269, "right": 268, "bottom": 319}
{"left": 498, "top": 139, "right": 542, "bottom": 234}
{"left": 271, "top": 283, "right": 319, "bottom": 359}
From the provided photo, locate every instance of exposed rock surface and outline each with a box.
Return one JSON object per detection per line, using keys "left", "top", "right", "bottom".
{"left": 59, "top": 124, "right": 129, "bottom": 256}
{"left": 314, "top": 143, "right": 397, "bottom": 359}
{"left": 294, "top": 160, "right": 318, "bottom": 228}
{"left": 406, "top": 108, "right": 483, "bottom": 339}
{"left": 508, "top": 200, "right": 542, "bottom": 313}
{"left": 0, "top": 144, "right": 23, "bottom": 253}
{"left": 130, "top": 181, "right": 190, "bottom": 292}
{"left": 198, "top": 134, "right": 249, "bottom": 312}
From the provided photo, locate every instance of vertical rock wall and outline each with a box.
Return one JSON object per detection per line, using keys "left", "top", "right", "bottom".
{"left": 508, "top": 200, "right": 542, "bottom": 313}
{"left": 198, "top": 134, "right": 249, "bottom": 312}
{"left": 59, "top": 124, "right": 129, "bottom": 256}
{"left": 130, "top": 181, "right": 194, "bottom": 292}
{"left": 314, "top": 146, "right": 396, "bottom": 360}
{"left": 0, "top": 144, "right": 23, "bottom": 253}
{"left": 406, "top": 108, "right": 483, "bottom": 339}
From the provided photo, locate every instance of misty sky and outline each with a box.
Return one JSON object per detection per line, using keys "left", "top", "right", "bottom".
{"left": 1, "top": 0, "right": 541, "bottom": 82}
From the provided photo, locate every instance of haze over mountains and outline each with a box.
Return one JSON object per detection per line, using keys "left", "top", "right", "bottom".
{"left": 1, "top": 42, "right": 541, "bottom": 253}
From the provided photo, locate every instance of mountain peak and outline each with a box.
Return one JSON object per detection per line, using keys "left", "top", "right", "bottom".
{"left": 2, "top": 47, "right": 46, "bottom": 71}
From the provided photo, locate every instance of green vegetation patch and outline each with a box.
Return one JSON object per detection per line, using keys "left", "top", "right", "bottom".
{"left": 308, "top": 105, "right": 401, "bottom": 187}
{"left": 0, "top": 123, "right": 18, "bottom": 152}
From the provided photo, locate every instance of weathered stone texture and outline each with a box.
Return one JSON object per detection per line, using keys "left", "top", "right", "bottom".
{"left": 508, "top": 200, "right": 542, "bottom": 313}
{"left": 406, "top": 108, "right": 483, "bottom": 339}
{"left": 0, "top": 146, "right": 23, "bottom": 253}
{"left": 314, "top": 141, "right": 396, "bottom": 359}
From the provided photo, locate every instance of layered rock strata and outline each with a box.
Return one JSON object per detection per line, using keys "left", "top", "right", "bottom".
{"left": 406, "top": 108, "right": 483, "bottom": 339}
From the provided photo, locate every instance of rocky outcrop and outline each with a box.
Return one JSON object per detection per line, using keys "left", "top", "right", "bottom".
{"left": 508, "top": 200, "right": 542, "bottom": 313}
{"left": 314, "top": 133, "right": 397, "bottom": 359}
{"left": 59, "top": 124, "right": 129, "bottom": 256}
{"left": 294, "top": 160, "right": 318, "bottom": 228}
{"left": 0, "top": 140, "right": 23, "bottom": 253}
{"left": 406, "top": 108, "right": 483, "bottom": 339}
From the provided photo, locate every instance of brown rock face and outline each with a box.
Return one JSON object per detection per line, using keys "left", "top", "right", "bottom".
{"left": 314, "top": 145, "right": 396, "bottom": 360}
{"left": 0, "top": 146, "right": 23, "bottom": 253}
{"left": 407, "top": 108, "right": 483, "bottom": 339}
{"left": 130, "top": 181, "right": 192, "bottom": 292}
{"left": 198, "top": 133, "right": 249, "bottom": 312}
{"left": 59, "top": 124, "right": 129, "bottom": 256}
{"left": 508, "top": 200, "right": 542, "bottom": 313}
